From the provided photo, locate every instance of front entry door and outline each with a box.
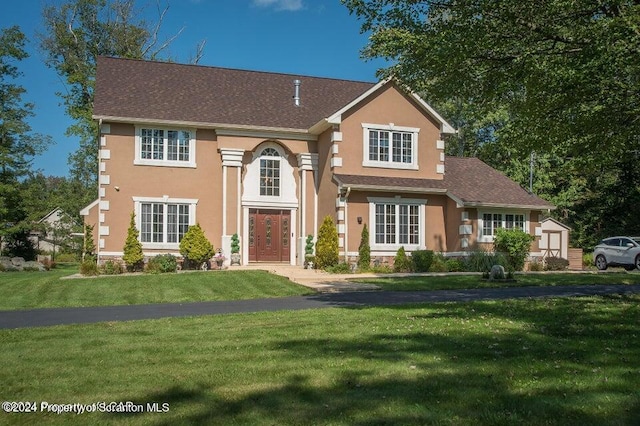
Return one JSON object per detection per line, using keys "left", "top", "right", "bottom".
{"left": 249, "top": 209, "right": 290, "bottom": 262}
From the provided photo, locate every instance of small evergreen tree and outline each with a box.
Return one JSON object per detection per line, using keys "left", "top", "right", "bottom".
{"left": 83, "top": 224, "right": 95, "bottom": 260}
{"left": 393, "top": 246, "right": 412, "bottom": 272}
{"left": 123, "top": 211, "right": 144, "bottom": 272}
{"left": 80, "top": 224, "right": 98, "bottom": 275}
{"left": 179, "top": 223, "right": 214, "bottom": 269}
{"left": 358, "top": 224, "right": 371, "bottom": 271}
{"left": 315, "top": 216, "right": 339, "bottom": 269}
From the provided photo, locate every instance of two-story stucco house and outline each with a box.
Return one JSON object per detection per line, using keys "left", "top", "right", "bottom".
{"left": 81, "top": 56, "right": 553, "bottom": 266}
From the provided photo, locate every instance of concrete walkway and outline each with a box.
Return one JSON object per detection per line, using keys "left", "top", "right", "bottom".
{"left": 1, "top": 284, "right": 639, "bottom": 329}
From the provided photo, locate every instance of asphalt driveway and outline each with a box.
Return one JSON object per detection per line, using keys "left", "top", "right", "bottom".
{"left": 1, "top": 284, "right": 639, "bottom": 329}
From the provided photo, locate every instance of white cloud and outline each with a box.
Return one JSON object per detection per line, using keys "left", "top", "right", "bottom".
{"left": 252, "top": 0, "right": 304, "bottom": 12}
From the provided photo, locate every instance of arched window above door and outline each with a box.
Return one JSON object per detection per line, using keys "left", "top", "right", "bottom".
{"left": 259, "top": 148, "right": 281, "bottom": 196}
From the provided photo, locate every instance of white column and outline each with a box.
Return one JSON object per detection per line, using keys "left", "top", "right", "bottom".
{"left": 220, "top": 148, "right": 245, "bottom": 265}
{"left": 236, "top": 167, "right": 241, "bottom": 234}
{"left": 222, "top": 164, "right": 227, "bottom": 236}
{"left": 297, "top": 153, "right": 318, "bottom": 265}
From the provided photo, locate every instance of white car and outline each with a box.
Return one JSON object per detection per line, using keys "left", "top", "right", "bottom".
{"left": 593, "top": 236, "right": 640, "bottom": 271}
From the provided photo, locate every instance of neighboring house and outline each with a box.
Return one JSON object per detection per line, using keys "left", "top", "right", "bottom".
{"left": 30, "top": 208, "right": 74, "bottom": 254}
{"left": 82, "top": 56, "right": 554, "bottom": 266}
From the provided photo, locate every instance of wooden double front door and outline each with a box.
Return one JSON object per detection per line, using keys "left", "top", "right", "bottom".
{"left": 248, "top": 209, "right": 291, "bottom": 262}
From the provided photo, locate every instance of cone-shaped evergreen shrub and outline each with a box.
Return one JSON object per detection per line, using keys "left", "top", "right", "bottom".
{"left": 179, "top": 223, "right": 214, "bottom": 268}
{"left": 231, "top": 233, "right": 240, "bottom": 254}
{"left": 315, "top": 216, "right": 339, "bottom": 269}
{"left": 123, "top": 211, "right": 144, "bottom": 272}
{"left": 358, "top": 223, "right": 370, "bottom": 271}
{"left": 393, "top": 246, "right": 412, "bottom": 272}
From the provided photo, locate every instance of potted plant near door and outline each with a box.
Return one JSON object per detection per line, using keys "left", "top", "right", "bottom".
{"left": 230, "top": 234, "right": 241, "bottom": 266}
{"left": 304, "top": 235, "right": 315, "bottom": 269}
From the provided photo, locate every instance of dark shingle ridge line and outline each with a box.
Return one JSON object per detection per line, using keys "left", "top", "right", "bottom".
{"left": 97, "top": 55, "right": 377, "bottom": 85}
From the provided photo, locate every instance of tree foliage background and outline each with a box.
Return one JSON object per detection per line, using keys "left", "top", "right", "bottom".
{"left": 343, "top": 0, "right": 640, "bottom": 248}
{"left": 38, "top": 0, "right": 199, "bottom": 226}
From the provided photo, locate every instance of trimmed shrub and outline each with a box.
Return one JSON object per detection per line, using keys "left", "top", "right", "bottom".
{"left": 411, "top": 250, "right": 434, "bottom": 272}
{"left": 529, "top": 259, "right": 544, "bottom": 271}
{"left": 101, "top": 260, "right": 123, "bottom": 275}
{"left": 493, "top": 228, "right": 535, "bottom": 272}
{"left": 371, "top": 264, "right": 393, "bottom": 274}
{"left": 315, "top": 216, "right": 339, "bottom": 269}
{"left": 146, "top": 254, "right": 178, "bottom": 274}
{"left": 80, "top": 257, "right": 98, "bottom": 276}
{"left": 544, "top": 256, "right": 569, "bottom": 271}
{"left": 325, "top": 262, "right": 351, "bottom": 274}
{"left": 231, "top": 233, "right": 240, "bottom": 254}
{"left": 305, "top": 235, "right": 314, "bottom": 256}
{"left": 358, "top": 224, "right": 371, "bottom": 271}
{"left": 179, "top": 224, "right": 214, "bottom": 269}
{"left": 429, "top": 253, "right": 448, "bottom": 272}
{"left": 445, "top": 258, "right": 465, "bottom": 272}
{"left": 123, "top": 212, "right": 144, "bottom": 272}
{"left": 393, "top": 246, "right": 412, "bottom": 272}
{"left": 464, "top": 250, "right": 507, "bottom": 272}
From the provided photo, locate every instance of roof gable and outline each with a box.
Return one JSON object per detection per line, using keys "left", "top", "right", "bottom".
{"left": 93, "top": 56, "right": 376, "bottom": 130}
{"left": 323, "top": 79, "right": 455, "bottom": 134}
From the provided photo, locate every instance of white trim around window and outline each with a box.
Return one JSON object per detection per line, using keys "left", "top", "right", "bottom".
{"left": 134, "top": 125, "right": 196, "bottom": 168}
{"left": 477, "top": 210, "right": 530, "bottom": 243}
{"left": 362, "top": 123, "right": 419, "bottom": 170}
{"left": 132, "top": 196, "right": 198, "bottom": 250}
{"left": 368, "top": 196, "right": 427, "bottom": 251}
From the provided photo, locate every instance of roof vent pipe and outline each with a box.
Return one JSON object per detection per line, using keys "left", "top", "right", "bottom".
{"left": 293, "top": 79, "right": 301, "bottom": 106}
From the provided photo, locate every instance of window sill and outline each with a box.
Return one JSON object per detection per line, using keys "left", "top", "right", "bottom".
{"left": 134, "top": 159, "right": 196, "bottom": 168}
{"left": 141, "top": 242, "right": 181, "bottom": 250}
{"left": 371, "top": 244, "right": 422, "bottom": 252}
{"left": 362, "top": 161, "right": 418, "bottom": 170}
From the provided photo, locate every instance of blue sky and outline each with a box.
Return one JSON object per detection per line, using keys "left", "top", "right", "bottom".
{"left": 1, "top": 0, "right": 386, "bottom": 177}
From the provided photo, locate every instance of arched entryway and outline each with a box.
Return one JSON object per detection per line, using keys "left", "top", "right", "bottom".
{"left": 242, "top": 142, "right": 298, "bottom": 264}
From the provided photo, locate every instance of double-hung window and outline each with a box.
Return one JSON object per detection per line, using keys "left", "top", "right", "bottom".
{"left": 363, "top": 124, "right": 419, "bottom": 170}
{"left": 369, "top": 197, "right": 425, "bottom": 250}
{"left": 134, "top": 197, "right": 197, "bottom": 248}
{"left": 136, "top": 127, "right": 195, "bottom": 167}
{"left": 479, "top": 212, "right": 527, "bottom": 242}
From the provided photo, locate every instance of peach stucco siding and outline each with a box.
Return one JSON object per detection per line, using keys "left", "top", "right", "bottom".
{"left": 337, "top": 83, "right": 444, "bottom": 180}
{"left": 88, "top": 77, "right": 548, "bottom": 267}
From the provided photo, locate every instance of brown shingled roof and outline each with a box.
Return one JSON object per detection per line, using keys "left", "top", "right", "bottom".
{"left": 335, "top": 156, "right": 554, "bottom": 209}
{"left": 93, "top": 56, "right": 376, "bottom": 129}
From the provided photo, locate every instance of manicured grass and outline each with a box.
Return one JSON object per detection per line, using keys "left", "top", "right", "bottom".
{"left": 350, "top": 272, "right": 640, "bottom": 291}
{"left": 1, "top": 295, "right": 639, "bottom": 425}
{"left": 0, "top": 265, "right": 310, "bottom": 311}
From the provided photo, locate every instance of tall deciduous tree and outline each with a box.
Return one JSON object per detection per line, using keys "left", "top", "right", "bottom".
{"left": 343, "top": 0, "right": 640, "bottom": 247}
{"left": 0, "top": 26, "right": 52, "bottom": 255}
{"left": 39, "top": 0, "right": 196, "bottom": 215}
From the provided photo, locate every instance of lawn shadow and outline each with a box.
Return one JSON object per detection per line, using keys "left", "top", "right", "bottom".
{"left": 108, "top": 295, "right": 639, "bottom": 425}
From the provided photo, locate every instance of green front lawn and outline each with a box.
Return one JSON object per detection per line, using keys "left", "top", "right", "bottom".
{"left": 2, "top": 295, "right": 638, "bottom": 425}
{"left": 0, "top": 265, "right": 310, "bottom": 311}
{"left": 351, "top": 272, "right": 640, "bottom": 291}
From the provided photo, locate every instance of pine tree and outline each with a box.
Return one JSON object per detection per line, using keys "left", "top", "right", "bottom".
{"left": 358, "top": 223, "right": 371, "bottom": 271}
{"left": 179, "top": 224, "right": 214, "bottom": 268}
{"left": 123, "top": 211, "right": 144, "bottom": 272}
{"left": 315, "top": 216, "right": 339, "bottom": 269}
{"left": 393, "top": 246, "right": 412, "bottom": 272}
